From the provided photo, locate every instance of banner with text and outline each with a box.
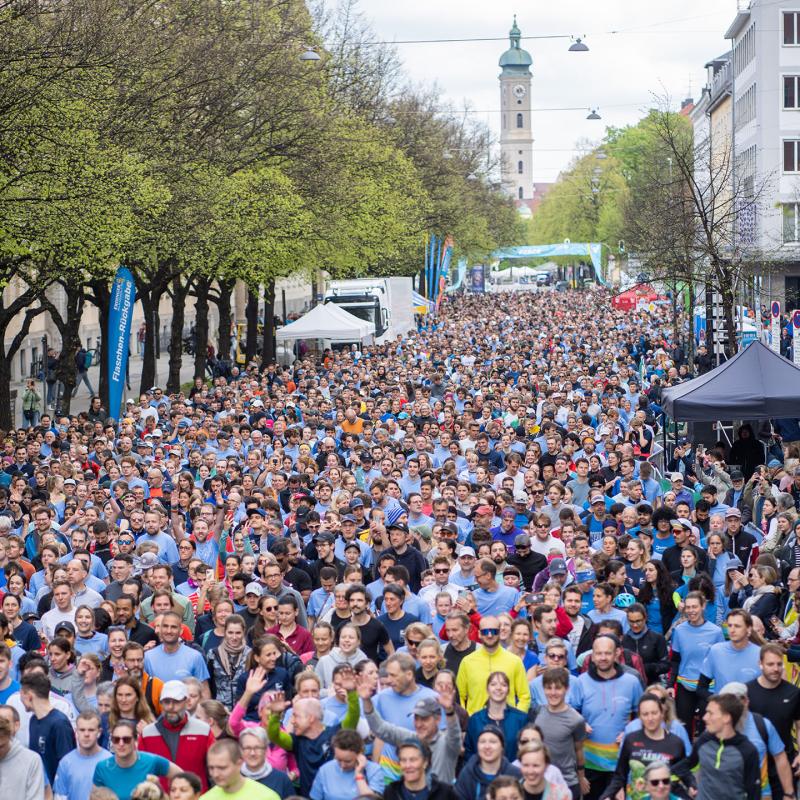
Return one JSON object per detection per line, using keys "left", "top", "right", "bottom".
{"left": 107, "top": 266, "right": 136, "bottom": 418}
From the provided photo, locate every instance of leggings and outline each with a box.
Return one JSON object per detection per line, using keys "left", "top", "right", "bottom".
{"left": 675, "top": 684, "right": 700, "bottom": 738}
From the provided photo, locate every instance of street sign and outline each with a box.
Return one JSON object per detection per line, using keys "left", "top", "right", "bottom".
{"left": 793, "top": 310, "right": 800, "bottom": 366}
{"left": 771, "top": 301, "right": 781, "bottom": 353}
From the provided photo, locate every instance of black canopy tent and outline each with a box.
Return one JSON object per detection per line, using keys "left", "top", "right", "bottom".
{"left": 661, "top": 340, "right": 800, "bottom": 421}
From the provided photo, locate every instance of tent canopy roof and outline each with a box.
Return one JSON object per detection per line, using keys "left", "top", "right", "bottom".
{"left": 276, "top": 302, "right": 375, "bottom": 342}
{"left": 662, "top": 340, "right": 800, "bottom": 421}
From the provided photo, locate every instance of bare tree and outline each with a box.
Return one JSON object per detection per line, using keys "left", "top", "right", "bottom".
{"left": 623, "top": 100, "right": 774, "bottom": 360}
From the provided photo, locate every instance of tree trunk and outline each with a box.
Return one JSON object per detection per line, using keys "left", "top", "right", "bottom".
{"left": 55, "top": 283, "right": 86, "bottom": 417}
{"left": 193, "top": 276, "right": 211, "bottom": 378}
{"left": 245, "top": 288, "right": 259, "bottom": 364}
{"left": 167, "top": 275, "right": 191, "bottom": 393}
{"left": 215, "top": 277, "right": 235, "bottom": 362}
{"left": 419, "top": 267, "right": 426, "bottom": 297}
{"left": 0, "top": 356, "right": 12, "bottom": 430}
{"left": 86, "top": 277, "right": 111, "bottom": 408}
{"left": 139, "top": 289, "right": 160, "bottom": 393}
{"left": 262, "top": 278, "right": 276, "bottom": 367}
{"left": 0, "top": 263, "right": 49, "bottom": 429}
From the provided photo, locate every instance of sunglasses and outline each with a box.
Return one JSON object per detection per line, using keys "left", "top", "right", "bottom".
{"left": 433, "top": 568, "right": 450, "bottom": 574}
{"left": 647, "top": 778, "right": 670, "bottom": 787}
{"left": 111, "top": 735, "right": 133, "bottom": 744}
{"left": 263, "top": 604, "right": 278, "bottom": 611}
{"left": 118, "top": 539, "right": 134, "bottom": 545}
{"left": 480, "top": 628, "right": 500, "bottom": 636}
{"left": 406, "top": 639, "right": 423, "bottom": 647}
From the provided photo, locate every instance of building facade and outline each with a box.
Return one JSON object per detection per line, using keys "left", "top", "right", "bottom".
{"left": 724, "top": 1, "right": 800, "bottom": 311}
{"left": 498, "top": 18, "right": 534, "bottom": 204}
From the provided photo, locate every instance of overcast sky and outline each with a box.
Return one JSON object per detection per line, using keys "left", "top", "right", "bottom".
{"left": 359, "top": 0, "right": 738, "bottom": 183}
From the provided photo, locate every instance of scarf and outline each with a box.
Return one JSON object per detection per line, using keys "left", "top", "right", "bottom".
{"left": 743, "top": 584, "right": 774, "bottom": 612}
{"left": 216, "top": 640, "right": 248, "bottom": 676}
{"left": 242, "top": 762, "right": 273, "bottom": 781}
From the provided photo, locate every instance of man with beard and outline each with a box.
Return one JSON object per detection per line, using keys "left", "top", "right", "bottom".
{"left": 115, "top": 593, "right": 158, "bottom": 647}
{"left": 138, "top": 679, "right": 215, "bottom": 792}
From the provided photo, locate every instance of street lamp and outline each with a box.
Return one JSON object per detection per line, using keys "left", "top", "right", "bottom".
{"left": 300, "top": 47, "right": 320, "bottom": 61}
{"left": 568, "top": 37, "right": 589, "bottom": 52}
{"left": 586, "top": 108, "right": 601, "bottom": 120}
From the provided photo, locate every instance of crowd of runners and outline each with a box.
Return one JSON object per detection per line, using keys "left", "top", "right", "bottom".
{"left": 1, "top": 288, "right": 800, "bottom": 800}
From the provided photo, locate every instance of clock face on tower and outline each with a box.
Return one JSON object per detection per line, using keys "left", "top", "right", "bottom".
{"left": 512, "top": 84, "right": 526, "bottom": 99}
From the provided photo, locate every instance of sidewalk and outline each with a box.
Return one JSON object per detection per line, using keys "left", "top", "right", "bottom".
{"left": 13, "top": 352, "right": 198, "bottom": 425}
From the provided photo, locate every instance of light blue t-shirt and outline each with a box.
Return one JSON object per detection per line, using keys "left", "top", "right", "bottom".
{"left": 54, "top": 747, "right": 111, "bottom": 800}
{"left": 530, "top": 674, "right": 583, "bottom": 708}
{"left": 135, "top": 531, "right": 178, "bottom": 563}
{"left": 671, "top": 620, "right": 725, "bottom": 690}
{"left": 700, "top": 641, "right": 762, "bottom": 689}
{"left": 310, "top": 756, "right": 384, "bottom": 800}
{"left": 473, "top": 584, "right": 519, "bottom": 615}
{"left": 93, "top": 752, "right": 170, "bottom": 800}
{"left": 373, "top": 685, "right": 438, "bottom": 782}
{"left": 143, "top": 643, "right": 210, "bottom": 682}
{"left": 74, "top": 632, "right": 109, "bottom": 657}
{"left": 577, "top": 670, "right": 643, "bottom": 773}
{"left": 588, "top": 607, "right": 630, "bottom": 634}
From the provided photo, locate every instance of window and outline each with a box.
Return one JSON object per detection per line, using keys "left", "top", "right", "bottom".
{"left": 735, "top": 23, "right": 755, "bottom": 75}
{"left": 735, "top": 83, "right": 756, "bottom": 130}
{"left": 785, "top": 76, "right": 800, "bottom": 109}
{"left": 783, "top": 204, "right": 800, "bottom": 243}
{"left": 517, "top": 160, "right": 524, "bottom": 174}
{"left": 784, "top": 140, "right": 800, "bottom": 172}
{"left": 785, "top": 12, "right": 800, "bottom": 45}
{"left": 516, "top": 113, "right": 523, "bottom": 128}
{"left": 518, "top": 187, "right": 524, "bottom": 199}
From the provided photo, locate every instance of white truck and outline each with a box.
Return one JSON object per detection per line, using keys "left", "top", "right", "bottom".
{"left": 324, "top": 277, "right": 415, "bottom": 344}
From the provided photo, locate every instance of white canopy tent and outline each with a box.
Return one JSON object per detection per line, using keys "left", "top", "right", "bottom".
{"left": 276, "top": 302, "right": 375, "bottom": 342}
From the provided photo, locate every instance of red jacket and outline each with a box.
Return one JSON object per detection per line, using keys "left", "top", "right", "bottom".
{"left": 138, "top": 714, "right": 215, "bottom": 791}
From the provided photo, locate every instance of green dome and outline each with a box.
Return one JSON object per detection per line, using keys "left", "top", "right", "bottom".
{"left": 499, "top": 16, "right": 532, "bottom": 73}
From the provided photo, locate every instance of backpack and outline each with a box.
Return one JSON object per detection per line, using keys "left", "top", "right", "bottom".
{"left": 84, "top": 350, "right": 93, "bottom": 370}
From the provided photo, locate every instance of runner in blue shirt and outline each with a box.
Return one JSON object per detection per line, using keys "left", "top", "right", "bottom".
{"left": 53, "top": 709, "right": 111, "bottom": 800}
{"left": 669, "top": 592, "right": 724, "bottom": 735}
{"left": 697, "top": 609, "right": 762, "bottom": 700}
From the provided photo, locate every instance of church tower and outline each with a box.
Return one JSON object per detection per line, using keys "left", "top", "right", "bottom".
{"left": 499, "top": 17, "right": 533, "bottom": 202}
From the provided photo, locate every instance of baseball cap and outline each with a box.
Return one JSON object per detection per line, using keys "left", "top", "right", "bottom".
{"left": 474, "top": 505, "right": 493, "bottom": 515}
{"left": 409, "top": 697, "right": 441, "bottom": 718}
{"left": 725, "top": 507, "right": 742, "bottom": 519}
{"left": 589, "top": 493, "right": 605, "bottom": 504}
{"left": 387, "top": 523, "right": 409, "bottom": 535}
{"left": 245, "top": 582, "right": 263, "bottom": 596}
{"left": 341, "top": 514, "right": 357, "bottom": 524}
{"left": 513, "top": 491, "right": 529, "bottom": 503}
{"left": 730, "top": 469, "right": 744, "bottom": 481}
{"left": 133, "top": 552, "right": 160, "bottom": 575}
{"left": 514, "top": 534, "right": 531, "bottom": 548}
{"left": 725, "top": 556, "right": 744, "bottom": 572}
{"left": 670, "top": 472, "right": 684, "bottom": 482}
{"left": 719, "top": 681, "right": 748, "bottom": 698}
{"left": 314, "top": 532, "right": 335, "bottom": 544}
{"left": 459, "top": 546, "right": 476, "bottom": 558}
{"left": 54, "top": 621, "right": 76, "bottom": 636}
{"left": 349, "top": 498, "right": 365, "bottom": 509}
{"left": 344, "top": 541, "right": 361, "bottom": 552}
{"left": 160, "top": 680, "right": 189, "bottom": 701}
{"left": 548, "top": 557, "right": 567, "bottom": 576}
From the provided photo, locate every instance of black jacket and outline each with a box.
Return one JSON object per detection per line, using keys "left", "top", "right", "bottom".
{"left": 622, "top": 628, "right": 670, "bottom": 684}
{"left": 507, "top": 550, "right": 547, "bottom": 591}
{"left": 726, "top": 529, "right": 758, "bottom": 569}
{"left": 661, "top": 543, "right": 709, "bottom": 576}
{"left": 729, "top": 587, "right": 781, "bottom": 635}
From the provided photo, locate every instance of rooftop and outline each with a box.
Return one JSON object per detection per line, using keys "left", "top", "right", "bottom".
{"left": 499, "top": 16, "right": 532, "bottom": 74}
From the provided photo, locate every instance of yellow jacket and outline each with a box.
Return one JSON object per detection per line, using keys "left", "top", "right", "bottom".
{"left": 456, "top": 645, "right": 531, "bottom": 715}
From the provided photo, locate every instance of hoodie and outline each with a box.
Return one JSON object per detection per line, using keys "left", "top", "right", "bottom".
{"left": 454, "top": 753, "right": 522, "bottom": 800}
{"left": 314, "top": 647, "right": 368, "bottom": 693}
{"left": 0, "top": 739, "right": 45, "bottom": 800}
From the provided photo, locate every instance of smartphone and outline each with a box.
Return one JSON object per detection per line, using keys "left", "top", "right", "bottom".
{"left": 531, "top": 593, "right": 546, "bottom": 605}
{"left": 458, "top": 590, "right": 470, "bottom": 600}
